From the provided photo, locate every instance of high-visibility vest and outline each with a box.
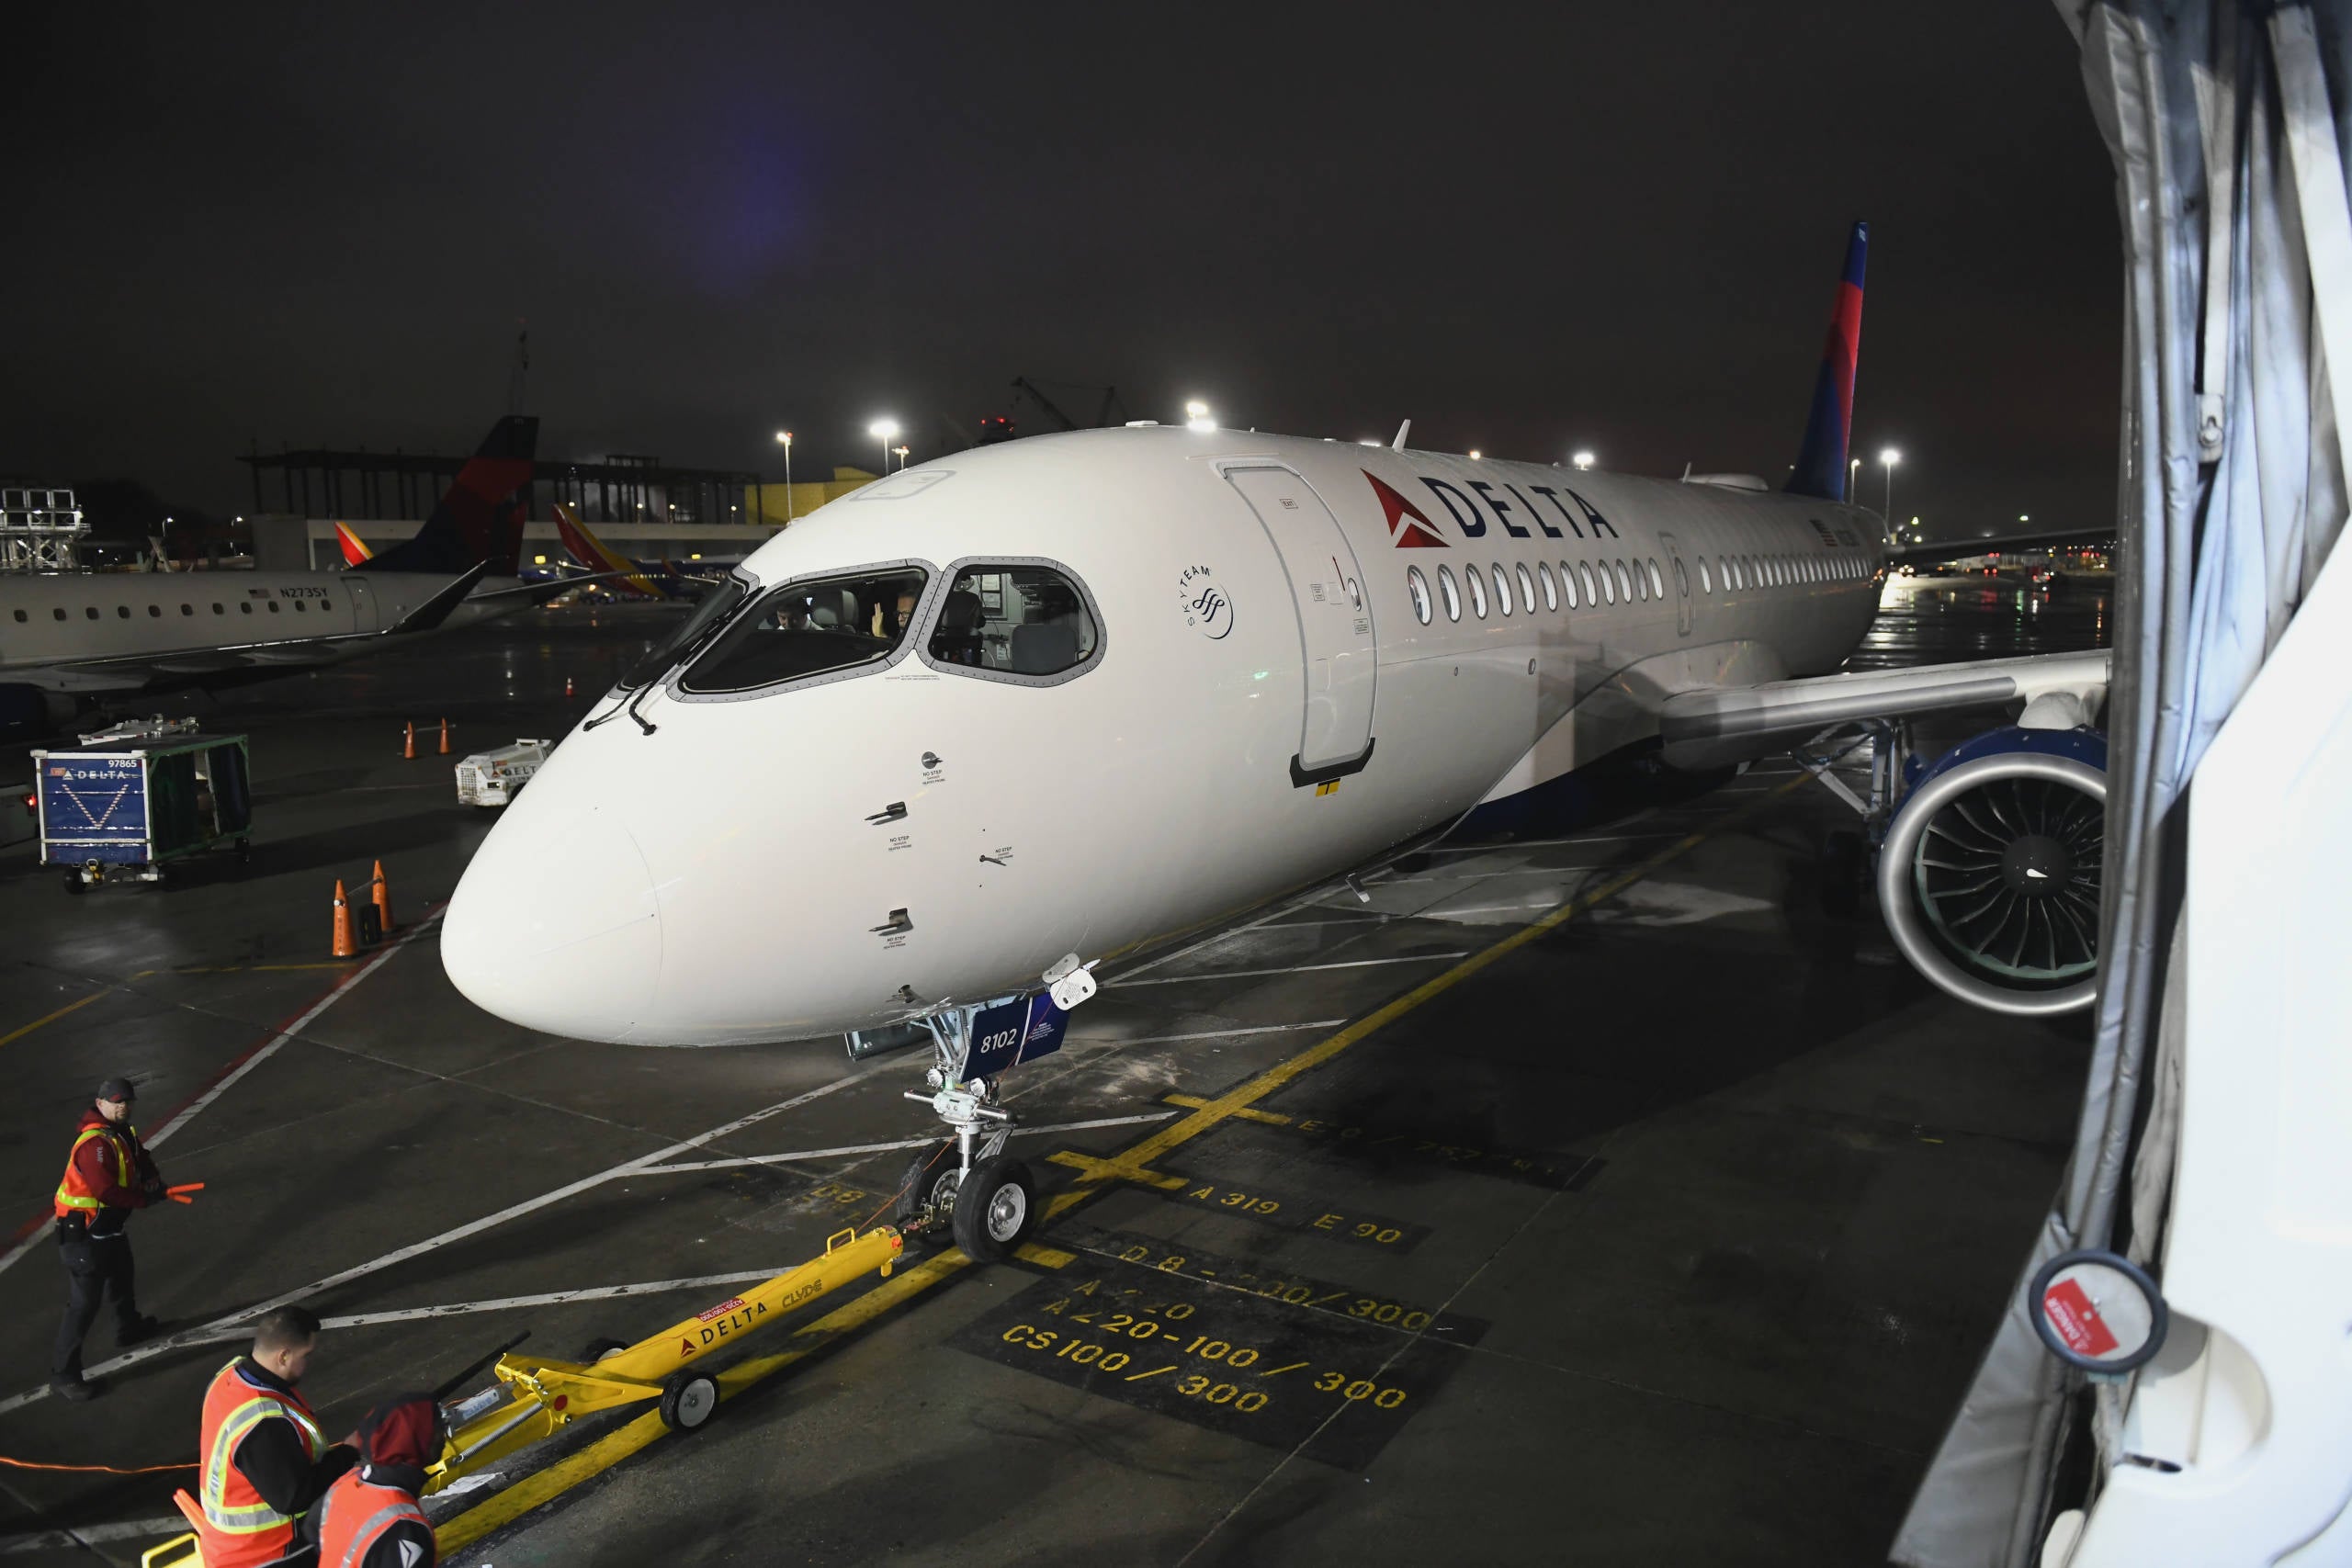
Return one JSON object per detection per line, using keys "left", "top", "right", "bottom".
{"left": 52, "top": 1123, "right": 137, "bottom": 1221}
{"left": 314, "top": 1468, "right": 434, "bottom": 1568}
{"left": 197, "top": 1359, "right": 326, "bottom": 1568}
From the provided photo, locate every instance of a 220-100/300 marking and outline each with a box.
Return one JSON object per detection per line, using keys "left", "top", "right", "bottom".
{"left": 996, "top": 1322, "right": 1413, "bottom": 1413}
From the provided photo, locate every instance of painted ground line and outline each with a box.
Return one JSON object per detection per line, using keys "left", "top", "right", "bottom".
{"left": 1111, "top": 953, "right": 1470, "bottom": 987}
{"left": 0, "top": 1518, "right": 186, "bottom": 1556}
{"left": 648, "top": 1111, "right": 1179, "bottom": 1177}
{"left": 0, "top": 1058, "right": 903, "bottom": 1416}
{"left": 1423, "top": 830, "right": 1682, "bottom": 855}
{"left": 1067, "top": 1020, "right": 1351, "bottom": 1050}
{"left": 0, "top": 989, "right": 106, "bottom": 1051}
{"left": 1108, "top": 874, "right": 1373, "bottom": 983}
{"left": 0, "top": 911, "right": 448, "bottom": 1284}
{"left": 431, "top": 786, "right": 1813, "bottom": 1553}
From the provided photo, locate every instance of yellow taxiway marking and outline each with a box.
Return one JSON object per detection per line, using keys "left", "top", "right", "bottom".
{"left": 130, "top": 962, "right": 360, "bottom": 978}
{"left": 0, "top": 990, "right": 106, "bottom": 1051}
{"left": 1161, "top": 1093, "right": 1292, "bottom": 1125}
{"left": 434, "top": 781, "right": 1805, "bottom": 1552}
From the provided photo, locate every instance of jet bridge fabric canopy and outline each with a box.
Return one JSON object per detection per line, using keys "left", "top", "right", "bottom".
{"left": 1894, "top": 5, "right": 2351, "bottom": 1563}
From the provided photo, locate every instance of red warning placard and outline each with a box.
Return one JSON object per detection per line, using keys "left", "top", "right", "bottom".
{"left": 2042, "top": 1278, "right": 2119, "bottom": 1357}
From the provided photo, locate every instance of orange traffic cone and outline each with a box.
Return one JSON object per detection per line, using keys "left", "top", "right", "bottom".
{"left": 437, "top": 718, "right": 450, "bottom": 755}
{"left": 331, "top": 880, "right": 357, "bottom": 958}
{"left": 370, "top": 860, "right": 393, "bottom": 932}
{"left": 564, "top": 675, "right": 575, "bottom": 697}
{"left": 401, "top": 721, "right": 416, "bottom": 761}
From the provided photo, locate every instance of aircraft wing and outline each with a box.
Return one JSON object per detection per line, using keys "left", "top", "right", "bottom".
{"left": 1885, "top": 525, "right": 2113, "bottom": 562}
{"left": 1657, "top": 649, "right": 2111, "bottom": 769}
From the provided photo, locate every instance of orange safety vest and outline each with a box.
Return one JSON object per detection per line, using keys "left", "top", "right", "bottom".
{"left": 52, "top": 1122, "right": 137, "bottom": 1221}
{"left": 197, "top": 1359, "right": 326, "bottom": 1568}
{"left": 314, "top": 1468, "right": 434, "bottom": 1568}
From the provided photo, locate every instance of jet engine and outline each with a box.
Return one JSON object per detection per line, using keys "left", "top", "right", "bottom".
{"left": 1876, "top": 726, "right": 2107, "bottom": 1016}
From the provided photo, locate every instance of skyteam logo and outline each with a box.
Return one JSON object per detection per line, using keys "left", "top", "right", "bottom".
{"left": 1363, "top": 471, "right": 1447, "bottom": 547}
{"left": 1178, "top": 564, "right": 1234, "bottom": 638}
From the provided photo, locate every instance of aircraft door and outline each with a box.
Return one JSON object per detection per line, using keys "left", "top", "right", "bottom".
{"left": 1223, "top": 466, "right": 1376, "bottom": 780}
{"left": 342, "top": 576, "right": 380, "bottom": 633}
{"left": 1658, "top": 532, "right": 1693, "bottom": 637}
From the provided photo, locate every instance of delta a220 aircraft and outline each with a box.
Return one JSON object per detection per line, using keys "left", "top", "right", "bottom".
{"left": 445, "top": 221, "right": 2115, "bottom": 1260}
{"left": 0, "top": 416, "right": 554, "bottom": 739}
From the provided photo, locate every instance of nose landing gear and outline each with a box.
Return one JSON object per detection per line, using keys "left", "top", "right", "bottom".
{"left": 889, "top": 953, "right": 1096, "bottom": 1262}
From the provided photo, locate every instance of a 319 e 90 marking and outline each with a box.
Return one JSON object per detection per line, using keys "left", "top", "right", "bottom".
{"left": 1156, "top": 1170, "right": 1432, "bottom": 1253}
{"left": 947, "top": 1247, "right": 1479, "bottom": 1467}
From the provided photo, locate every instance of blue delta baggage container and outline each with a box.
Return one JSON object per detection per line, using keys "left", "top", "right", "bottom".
{"left": 31, "top": 732, "right": 253, "bottom": 890}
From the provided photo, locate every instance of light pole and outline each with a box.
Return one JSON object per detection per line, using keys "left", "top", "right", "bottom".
{"left": 1879, "top": 447, "right": 1902, "bottom": 518}
{"left": 868, "top": 419, "right": 900, "bottom": 478}
{"left": 774, "top": 431, "right": 793, "bottom": 522}
{"left": 1849, "top": 456, "right": 1860, "bottom": 502}
{"left": 894, "top": 445, "right": 910, "bottom": 471}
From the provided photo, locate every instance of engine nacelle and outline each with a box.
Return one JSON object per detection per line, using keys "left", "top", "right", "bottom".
{"left": 1877, "top": 725, "right": 2108, "bottom": 1016}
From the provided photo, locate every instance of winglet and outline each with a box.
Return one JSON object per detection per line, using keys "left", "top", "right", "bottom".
{"left": 383, "top": 562, "right": 487, "bottom": 635}
{"left": 1392, "top": 419, "right": 1412, "bottom": 452}
{"left": 1785, "top": 221, "right": 1868, "bottom": 502}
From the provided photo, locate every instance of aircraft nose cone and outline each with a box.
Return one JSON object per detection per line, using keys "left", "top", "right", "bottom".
{"left": 443, "top": 799, "right": 662, "bottom": 1043}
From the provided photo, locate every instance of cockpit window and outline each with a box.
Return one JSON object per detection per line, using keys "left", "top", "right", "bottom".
{"left": 926, "top": 564, "right": 1098, "bottom": 678}
{"left": 618, "top": 572, "right": 750, "bottom": 690}
{"left": 679, "top": 567, "right": 929, "bottom": 694}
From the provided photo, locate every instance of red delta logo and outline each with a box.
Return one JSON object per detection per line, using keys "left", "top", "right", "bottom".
{"left": 1363, "top": 471, "right": 1448, "bottom": 547}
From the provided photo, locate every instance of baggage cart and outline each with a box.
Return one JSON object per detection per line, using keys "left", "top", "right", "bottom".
{"left": 32, "top": 731, "right": 253, "bottom": 891}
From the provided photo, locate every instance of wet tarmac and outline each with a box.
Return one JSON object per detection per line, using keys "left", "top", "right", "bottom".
{"left": 0, "top": 577, "right": 2110, "bottom": 1566}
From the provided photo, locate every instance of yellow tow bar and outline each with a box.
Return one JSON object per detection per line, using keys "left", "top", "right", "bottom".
{"left": 426, "top": 1224, "right": 903, "bottom": 1493}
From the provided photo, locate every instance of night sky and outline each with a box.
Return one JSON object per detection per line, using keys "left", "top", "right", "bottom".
{"left": 4, "top": 6, "right": 2119, "bottom": 542}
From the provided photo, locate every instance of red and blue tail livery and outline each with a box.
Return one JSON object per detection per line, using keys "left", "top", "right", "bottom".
{"left": 1785, "top": 220, "right": 1867, "bottom": 503}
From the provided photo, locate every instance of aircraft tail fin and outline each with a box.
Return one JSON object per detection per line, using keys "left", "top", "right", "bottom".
{"left": 357, "top": 415, "right": 537, "bottom": 577}
{"left": 553, "top": 502, "right": 667, "bottom": 599}
{"left": 333, "top": 522, "right": 374, "bottom": 566}
{"left": 1784, "top": 221, "right": 1868, "bottom": 503}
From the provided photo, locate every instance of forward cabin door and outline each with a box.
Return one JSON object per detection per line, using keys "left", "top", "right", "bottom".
{"left": 1223, "top": 467, "right": 1377, "bottom": 782}
{"left": 1658, "top": 532, "right": 1694, "bottom": 637}
{"left": 341, "top": 576, "right": 380, "bottom": 633}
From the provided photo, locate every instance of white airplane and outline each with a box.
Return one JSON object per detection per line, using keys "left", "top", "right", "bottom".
{"left": 444, "top": 222, "right": 2115, "bottom": 1255}
{"left": 0, "top": 417, "right": 558, "bottom": 739}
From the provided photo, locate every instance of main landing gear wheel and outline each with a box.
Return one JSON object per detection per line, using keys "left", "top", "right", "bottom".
{"left": 952, "top": 1156, "right": 1036, "bottom": 1263}
{"left": 895, "top": 1139, "right": 962, "bottom": 1228}
{"left": 659, "top": 1370, "right": 718, "bottom": 1431}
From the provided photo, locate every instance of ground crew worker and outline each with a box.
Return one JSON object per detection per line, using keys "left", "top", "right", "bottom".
{"left": 50, "top": 1076, "right": 164, "bottom": 1400}
{"left": 197, "top": 1306, "right": 357, "bottom": 1568}
{"left": 313, "top": 1393, "right": 441, "bottom": 1568}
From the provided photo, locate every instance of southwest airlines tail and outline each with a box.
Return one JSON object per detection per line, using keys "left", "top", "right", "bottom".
{"left": 552, "top": 503, "right": 667, "bottom": 599}
{"left": 359, "top": 415, "right": 537, "bottom": 576}
{"left": 333, "top": 522, "right": 373, "bottom": 566}
{"left": 1785, "top": 220, "right": 1868, "bottom": 502}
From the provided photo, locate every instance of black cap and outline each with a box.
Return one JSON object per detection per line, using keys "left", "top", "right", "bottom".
{"left": 96, "top": 1077, "right": 135, "bottom": 1104}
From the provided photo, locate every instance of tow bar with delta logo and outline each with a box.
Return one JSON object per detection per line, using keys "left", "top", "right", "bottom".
{"left": 421, "top": 1225, "right": 904, "bottom": 1493}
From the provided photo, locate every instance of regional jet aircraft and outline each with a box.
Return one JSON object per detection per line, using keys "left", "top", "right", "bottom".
{"left": 443, "top": 223, "right": 2112, "bottom": 1253}
{"left": 0, "top": 418, "right": 554, "bottom": 738}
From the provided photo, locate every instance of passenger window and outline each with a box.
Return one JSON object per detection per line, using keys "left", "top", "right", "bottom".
{"left": 1519, "top": 563, "right": 1540, "bottom": 613}
{"left": 1698, "top": 558, "right": 1713, "bottom": 592}
{"left": 1491, "top": 564, "right": 1511, "bottom": 615}
{"left": 929, "top": 564, "right": 1097, "bottom": 677}
{"left": 1671, "top": 558, "right": 1690, "bottom": 599}
{"left": 685, "top": 566, "right": 929, "bottom": 694}
{"left": 1613, "top": 562, "right": 1634, "bottom": 603}
{"left": 212, "top": 603, "right": 224, "bottom": 614}
{"left": 240, "top": 603, "right": 253, "bottom": 614}
{"left": 52, "top": 607, "right": 65, "bottom": 621}
{"left": 1407, "top": 566, "right": 1432, "bottom": 625}
{"left": 267, "top": 601, "right": 280, "bottom": 613}
{"left": 1465, "top": 564, "right": 1488, "bottom": 618}
{"left": 85, "top": 606, "right": 98, "bottom": 619}
{"left": 180, "top": 604, "right": 193, "bottom": 615}
{"left": 1437, "top": 565, "right": 1461, "bottom": 621}
{"left": 117, "top": 605, "right": 130, "bottom": 618}
{"left": 1536, "top": 562, "right": 1557, "bottom": 611}
{"left": 1559, "top": 561, "right": 1578, "bottom": 608}
{"left": 1647, "top": 559, "right": 1665, "bottom": 599}
{"left": 10, "top": 609, "right": 22, "bottom": 623}
{"left": 1585, "top": 562, "right": 1605, "bottom": 604}
{"left": 146, "top": 604, "right": 161, "bottom": 617}
{"left": 294, "top": 600, "right": 307, "bottom": 612}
